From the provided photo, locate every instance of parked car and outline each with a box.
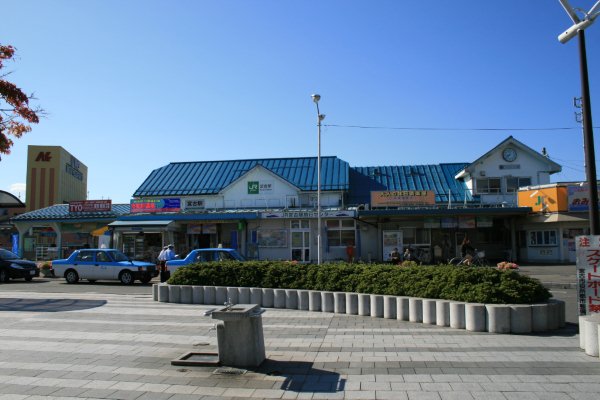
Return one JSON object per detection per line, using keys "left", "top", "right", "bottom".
{"left": 166, "top": 248, "right": 245, "bottom": 274}
{"left": 52, "top": 249, "right": 158, "bottom": 285}
{"left": 0, "top": 248, "right": 39, "bottom": 282}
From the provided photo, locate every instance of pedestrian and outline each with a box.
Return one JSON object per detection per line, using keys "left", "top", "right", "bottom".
{"left": 460, "top": 238, "right": 474, "bottom": 266}
{"left": 158, "top": 246, "right": 168, "bottom": 282}
{"left": 346, "top": 241, "right": 355, "bottom": 263}
{"left": 390, "top": 248, "right": 401, "bottom": 265}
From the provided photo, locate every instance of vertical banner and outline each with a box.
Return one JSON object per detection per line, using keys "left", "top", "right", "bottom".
{"left": 575, "top": 235, "right": 600, "bottom": 315}
{"left": 11, "top": 234, "right": 19, "bottom": 255}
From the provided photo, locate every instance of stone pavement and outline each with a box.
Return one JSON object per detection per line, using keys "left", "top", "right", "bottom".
{"left": 1, "top": 291, "right": 599, "bottom": 400}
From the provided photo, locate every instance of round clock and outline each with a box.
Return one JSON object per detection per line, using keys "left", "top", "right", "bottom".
{"left": 502, "top": 148, "right": 517, "bottom": 162}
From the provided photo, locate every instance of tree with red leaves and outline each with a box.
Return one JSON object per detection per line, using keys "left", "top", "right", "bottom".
{"left": 0, "top": 44, "right": 41, "bottom": 159}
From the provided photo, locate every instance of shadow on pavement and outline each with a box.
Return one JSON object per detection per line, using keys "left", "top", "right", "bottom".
{"left": 253, "top": 359, "right": 346, "bottom": 393}
{"left": 0, "top": 297, "right": 107, "bottom": 312}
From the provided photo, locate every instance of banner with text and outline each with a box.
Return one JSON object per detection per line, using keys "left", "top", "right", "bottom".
{"left": 575, "top": 235, "right": 600, "bottom": 315}
{"left": 371, "top": 190, "right": 435, "bottom": 207}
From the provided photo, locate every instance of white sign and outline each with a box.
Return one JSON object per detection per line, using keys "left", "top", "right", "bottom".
{"left": 261, "top": 210, "right": 355, "bottom": 219}
{"left": 183, "top": 198, "right": 205, "bottom": 211}
{"left": 575, "top": 235, "right": 600, "bottom": 315}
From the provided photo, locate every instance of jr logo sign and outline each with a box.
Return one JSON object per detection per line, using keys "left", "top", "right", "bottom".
{"left": 35, "top": 152, "right": 52, "bottom": 162}
{"left": 248, "top": 181, "right": 259, "bottom": 194}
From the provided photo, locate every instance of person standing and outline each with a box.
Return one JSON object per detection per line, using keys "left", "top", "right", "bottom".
{"left": 158, "top": 245, "right": 169, "bottom": 282}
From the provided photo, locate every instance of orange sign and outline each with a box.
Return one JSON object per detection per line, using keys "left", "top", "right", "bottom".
{"left": 371, "top": 190, "right": 435, "bottom": 207}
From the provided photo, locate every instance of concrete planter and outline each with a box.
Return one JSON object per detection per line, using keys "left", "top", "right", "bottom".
{"left": 215, "top": 286, "right": 227, "bottom": 306}
{"left": 358, "top": 294, "right": 370, "bottom": 316}
{"left": 180, "top": 285, "right": 193, "bottom": 304}
{"left": 465, "top": 303, "right": 486, "bottom": 332}
{"left": 204, "top": 286, "right": 216, "bottom": 305}
{"left": 273, "top": 289, "right": 286, "bottom": 308}
{"left": 486, "top": 304, "right": 510, "bottom": 334}
{"left": 226, "top": 287, "right": 239, "bottom": 305}
{"left": 422, "top": 299, "right": 436, "bottom": 325}
{"left": 334, "top": 292, "right": 346, "bottom": 314}
{"left": 285, "top": 289, "right": 298, "bottom": 309}
{"left": 169, "top": 285, "right": 181, "bottom": 303}
{"left": 450, "top": 302, "right": 466, "bottom": 329}
{"left": 383, "top": 296, "right": 397, "bottom": 319}
{"left": 436, "top": 300, "right": 450, "bottom": 327}
{"left": 370, "top": 295, "right": 383, "bottom": 318}
{"left": 192, "top": 286, "right": 204, "bottom": 304}
{"left": 298, "top": 290, "right": 310, "bottom": 310}
{"left": 531, "top": 304, "right": 549, "bottom": 333}
{"left": 250, "top": 288, "right": 262, "bottom": 305}
{"left": 409, "top": 298, "right": 423, "bottom": 323}
{"left": 239, "top": 287, "right": 251, "bottom": 304}
{"left": 396, "top": 297, "right": 410, "bottom": 321}
{"left": 321, "top": 292, "right": 334, "bottom": 313}
{"left": 152, "top": 284, "right": 159, "bottom": 301}
{"left": 158, "top": 284, "right": 169, "bottom": 303}
{"left": 509, "top": 305, "right": 532, "bottom": 334}
{"left": 309, "top": 291, "right": 321, "bottom": 311}
{"left": 261, "top": 288, "right": 274, "bottom": 308}
{"left": 346, "top": 293, "right": 358, "bottom": 315}
{"left": 580, "top": 314, "right": 600, "bottom": 357}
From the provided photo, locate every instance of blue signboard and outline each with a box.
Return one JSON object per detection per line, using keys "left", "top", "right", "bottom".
{"left": 11, "top": 234, "right": 19, "bottom": 255}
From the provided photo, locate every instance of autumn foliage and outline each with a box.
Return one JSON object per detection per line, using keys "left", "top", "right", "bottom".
{"left": 0, "top": 44, "right": 41, "bottom": 156}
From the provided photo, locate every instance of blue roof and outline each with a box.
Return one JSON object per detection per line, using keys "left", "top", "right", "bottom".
{"left": 11, "top": 204, "right": 131, "bottom": 221}
{"left": 348, "top": 163, "right": 475, "bottom": 204}
{"left": 133, "top": 157, "right": 350, "bottom": 197}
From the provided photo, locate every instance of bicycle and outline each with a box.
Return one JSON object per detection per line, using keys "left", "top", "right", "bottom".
{"left": 449, "top": 249, "right": 490, "bottom": 267}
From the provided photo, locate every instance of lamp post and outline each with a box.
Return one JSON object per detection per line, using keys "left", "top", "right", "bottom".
{"left": 558, "top": 0, "right": 600, "bottom": 234}
{"left": 312, "top": 94, "right": 325, "bottom": 265}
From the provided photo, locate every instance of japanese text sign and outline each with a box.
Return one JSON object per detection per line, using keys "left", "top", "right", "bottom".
{"left": 575, "top": 235, "right": 600, "bottom": 315}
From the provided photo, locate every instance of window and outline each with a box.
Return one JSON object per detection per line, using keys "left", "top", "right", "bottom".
{"left": 291, "top": 220, "right": 309, "bottom": 229}
{"left": 506, "top": 177, "right": 532, "bottom": 192}
{"left": 96, "top": 251, "right": 110, "bottom": 262}
{"left": 76, "top": 251, "right": 94, "bottom": 262}
{"left": 326, "top": 219, "right": 355, "bottom": 247}
{"left": 529, "top": 230, "right": 557, "bottom": 246}
{"left": 476, "top": 178, "right": 501, "bottom": 194}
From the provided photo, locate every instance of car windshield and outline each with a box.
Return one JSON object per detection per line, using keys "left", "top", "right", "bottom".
{"left": 0, "top": 249, "right": 19, "bottom": 260}
{"left": 107, "top": 250, "right": 130, "bottom": 262}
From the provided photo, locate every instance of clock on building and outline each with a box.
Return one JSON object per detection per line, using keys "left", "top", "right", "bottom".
{"left": 502, "top": 147, "right": 517, "bottom": 162}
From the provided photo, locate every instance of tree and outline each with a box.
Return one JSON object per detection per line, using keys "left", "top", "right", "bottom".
{"left": 0, "top": 44, "right": 41, "bottom": 159}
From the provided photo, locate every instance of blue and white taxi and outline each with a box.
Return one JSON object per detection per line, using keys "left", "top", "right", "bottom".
{"left": 52, "top": 249, "right": 157, "bottom": 285}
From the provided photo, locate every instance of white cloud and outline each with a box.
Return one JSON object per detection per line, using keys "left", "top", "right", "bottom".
{"left": 8, "top": 183, "right": 26, "bottom": 200}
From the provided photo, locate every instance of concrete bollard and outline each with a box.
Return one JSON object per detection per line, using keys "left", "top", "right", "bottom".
{"left": 215, "top": 286, "right": 228, "bottom": 306}
{"left": 579, "top": 315, "right": 588, "bottom": 349}
{"left": 397, "top": 297, "right": 410, "bottom": 321}
{"left": 510, "top": 305, "right": 532, "bottom": 334}
{"left": 583, "top": 318, "right": 600, "bottom": 357}
{"left": 285, "top": 289, "right": 298, "bottom": 309}
{"left": 298, "top": 290, "right": 310, "bottom": 310}
{"left": 334, "top": 292, "right": 346, "bottom": 314}
{"left": 422, "top": 299, "right": 437, "bottom": 325}
{"left": 152, "top": 284, "right": 159, "bottom": 301}
{"left": 321, "top": 291, "right": 334, "bottom": 313}
{"left": 450, "top": 302, "right": 466, "bottom": 329}
{"left": 370, "top": 295, "right": 383, "bottom": 318}
{"left": 409, "top": 298, "right": 423, "bottom": 323}
{"left": 203, "top": 286, "right": 216, "bottom": 305}
{"left": 261, "top": 288, "right": 274, "bottom": 308}
{"left": 238, "top": 287, "right": 251, "bottom": 304}
{"left": 226, "top": 287, "right": 239, "bottom": 305}
{"left": 192, "top": 286, "right": 204, "bottom": 304}
{"left": 531, "top": 304, "right": 548, "bottom": 333}
{"left": 546, "top": 301, "right": 560, "bottom": 331}
{"left": 309, "top": 291, "right": 321, "bottom": 312}
{"left": 180, "top": 286, "right": 193, "bottom": 304}
{"left": 274, "top": 289, "right": 286, "bottom": 308}
{"left": 465, "top": 303, "right": 486, "bottom": 332}
{"left": 169, "top": 285, "right": 181, "bottom": 303}
{"left": 158, "top": 284, "right": 170, "bottom": 303}
{"left": 383, "top": 296, "right": 397, "bottom": 319}
{"left": 250, "top": 288, "right": 262, "bottom": 305}
{"left": 358, "top": 294, "right": 370, "bottom": 316}
{"left": 346, "top": 293, "right": 358, "bottom": 315}
{"left": 436, "top": 300, "right": 450, "bottom": 327}
{"left": 486, "top": 304, "right": 511, "bottom": 334}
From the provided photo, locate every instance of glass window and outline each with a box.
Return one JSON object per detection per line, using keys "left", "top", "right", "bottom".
{"left": 96, "top": 251, "right": 110, "bottom": 262}
{"left": 476, "top": 178, "right": 501, "bottom": 194}
{"left": 529, "top": 230, "right": 557, "bottom": 246}
{"left": 325, "top": 219, "right": 355, "bottom": 247}
{"left": 76, "top": 251, "right": 94, "bottom": 262}
{"left": 290, "top": 220, "right": 309, "bottom": 229}
{"left": 506, "top": 177, "right": 532, "bottom": 192}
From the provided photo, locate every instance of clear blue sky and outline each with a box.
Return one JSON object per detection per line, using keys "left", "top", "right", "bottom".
{"left": 1, "top": 0, "right": 599, "bottom": 203}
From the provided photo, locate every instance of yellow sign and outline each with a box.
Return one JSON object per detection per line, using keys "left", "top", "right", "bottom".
{"left": 517, "top": 186, "right": 567, "bottom": 212}
{"left": 371, "top": 190, "right": 435, "bottom": 207}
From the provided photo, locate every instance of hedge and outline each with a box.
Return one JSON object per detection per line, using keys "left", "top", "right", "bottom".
{"left": 167, "top": 261, "right": 551, "bottom": 304}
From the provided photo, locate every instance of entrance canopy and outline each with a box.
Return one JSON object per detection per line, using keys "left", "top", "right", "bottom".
{"left": 0, "top": 191, "right": 25, "bottom": 208}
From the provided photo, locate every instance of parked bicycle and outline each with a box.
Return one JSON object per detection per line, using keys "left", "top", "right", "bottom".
{"left": 449, "top": 249, "right": 489, "bottom": 267}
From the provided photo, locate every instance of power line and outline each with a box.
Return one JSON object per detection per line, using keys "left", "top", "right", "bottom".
{"left": 323, "top": 124, "right": 599, "bottom": 132}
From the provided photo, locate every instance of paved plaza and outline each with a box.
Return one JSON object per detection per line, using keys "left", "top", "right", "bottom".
{"left": 0, "top": 288, "right": 599, "bottom": 400}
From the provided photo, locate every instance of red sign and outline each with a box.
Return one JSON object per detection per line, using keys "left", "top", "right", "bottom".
{"left": 35, "top": 151, "right": 52, "bottom": 162}
{"left": 69, "top": 200, "right": 112, "bottom": 213}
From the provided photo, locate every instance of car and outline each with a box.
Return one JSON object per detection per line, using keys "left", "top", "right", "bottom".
{"left": 52, "top": 248, "right": 158, "bottom": 285}
{"left": 0, "top": 249, "right": 39, "bottom": 282}
{"left": 166, "top": 248, "right": 245, "bottom": 274}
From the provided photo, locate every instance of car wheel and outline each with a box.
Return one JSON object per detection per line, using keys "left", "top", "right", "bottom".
{"left": 139, "top": 273, "right": 152, "bottom": 284}
{"left": 0, "top": 269, "right": 9, "bottom": 283}
{"left": 119, "top": 270, "right": 134, "bottom": 285}
{"left": 24, "top": 276, "right": 33, "bottom": 282}
{"left": 65, "top": 270, "right": 79, "bottom": 284}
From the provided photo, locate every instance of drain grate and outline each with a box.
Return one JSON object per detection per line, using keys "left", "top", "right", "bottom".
{"left": 213, "top": 367, "right": 247, "bottom": 375}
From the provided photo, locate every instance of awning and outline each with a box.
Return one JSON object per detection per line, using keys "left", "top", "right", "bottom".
{"left": 91, "top": 226, "right": 110, "bottom": 236}
{"left": 528, "top": 213, "right": 588, "bottom": 223}
{"left": 108, "top": 220, "right": 175, "bottom": 228}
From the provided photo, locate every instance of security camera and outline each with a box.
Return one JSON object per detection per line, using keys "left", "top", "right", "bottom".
{"left": 559, "top": 19, "right": 594, "bottom": 43}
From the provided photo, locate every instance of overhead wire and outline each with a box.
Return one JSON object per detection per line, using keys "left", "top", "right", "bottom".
{"left": 323, "top": 124, "right": 600, "bottom": 132}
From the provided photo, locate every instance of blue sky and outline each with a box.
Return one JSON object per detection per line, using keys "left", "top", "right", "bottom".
{"left": 1, "top": 0, "right": 599, "bottom": 203}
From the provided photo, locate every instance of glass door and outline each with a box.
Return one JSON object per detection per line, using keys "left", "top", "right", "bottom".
{"left": 290, "top": 219, "right": 310, "bottom": 262}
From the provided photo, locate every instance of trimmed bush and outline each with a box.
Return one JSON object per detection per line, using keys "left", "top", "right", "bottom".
{"left": 168, "top": 261, "right": 551, "bottom": 304}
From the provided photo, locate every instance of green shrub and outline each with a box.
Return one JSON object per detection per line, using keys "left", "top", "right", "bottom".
{"left": 168, "top": 261, "right": 551, "bottom": 304}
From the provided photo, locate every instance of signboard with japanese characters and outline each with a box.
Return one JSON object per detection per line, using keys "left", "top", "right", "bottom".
{"left": 69, "top": 200, "right": 112, "bottom": 213}
{"left": 575, "top": 235, "right": 600, "bottom": 315}
{"left": 130, "top": 198, "right": 181, "bottom": 213}
{"left": 371, "top": 190, "right": 435, "bottom": 207}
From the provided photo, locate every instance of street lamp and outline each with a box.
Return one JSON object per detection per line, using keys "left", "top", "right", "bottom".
{"left": 558, "top": 0, "right": 600, "bottom": 234}
{"left": 312, "top": 94, "right": 326, "bottom": 265}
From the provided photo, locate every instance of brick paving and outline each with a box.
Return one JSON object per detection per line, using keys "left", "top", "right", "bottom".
{"left": 0, "top": 291, "right": 598, "bottom": 400}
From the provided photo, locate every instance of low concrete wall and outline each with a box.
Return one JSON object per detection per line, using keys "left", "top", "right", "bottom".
{"left": 153, "top": 284, "right": 566, "bottom": 335}
{"left": 579, "top": 314, "right": 600, "bottom": 358}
